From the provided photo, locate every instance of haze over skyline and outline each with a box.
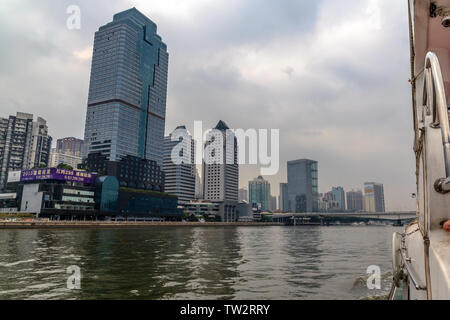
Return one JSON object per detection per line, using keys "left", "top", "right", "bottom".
{"left": 0, "top": 0, "right": 415, "bottom": 210}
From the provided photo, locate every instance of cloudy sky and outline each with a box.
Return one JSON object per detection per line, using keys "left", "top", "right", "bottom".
{"left": 0, "top": 0, "right": 416, "bottom": 210}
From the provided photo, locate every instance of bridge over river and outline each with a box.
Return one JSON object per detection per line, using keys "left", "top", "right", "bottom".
{"left": 271, "top": 211, "right": 416, "bottom": 226}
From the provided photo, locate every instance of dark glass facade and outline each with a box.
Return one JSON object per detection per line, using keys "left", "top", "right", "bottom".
{"left": 95, "top": 176, "right": 119, "bottom": 212}
{"left": 118, "top": 188, "right": 182, "bottom": 218}
{"left": 81, "top": 152, "right": 164, "bottom": 192}
{"left": 287, "top": 159, "right": 319, "bottom": 213}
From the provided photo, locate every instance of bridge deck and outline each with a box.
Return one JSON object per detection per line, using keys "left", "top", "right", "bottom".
{"left": 271, "top": 212, "right": 416, "bottom": 221}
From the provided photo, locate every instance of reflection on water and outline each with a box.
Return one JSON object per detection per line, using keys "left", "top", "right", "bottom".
{"left": 0, "top": 226, "right": 400, "bottom": 300}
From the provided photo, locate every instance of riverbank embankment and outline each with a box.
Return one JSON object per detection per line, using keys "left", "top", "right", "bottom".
{"left": 0, "top": 221, "right": 284, "bottom": 229}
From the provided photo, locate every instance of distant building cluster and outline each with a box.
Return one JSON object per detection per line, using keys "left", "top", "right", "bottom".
{"left": 276, "top": 159, "right": 385, "bottom": 213}
{"left": 317, "top": 183, "right": 385, "bottom": 213}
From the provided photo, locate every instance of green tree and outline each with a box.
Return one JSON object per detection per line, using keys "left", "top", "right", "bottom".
{"left": 32, "top": 163, "right": 47, "bottom": 169}
{"left": 57, "top": 163, "right": 73, "bottom": 170}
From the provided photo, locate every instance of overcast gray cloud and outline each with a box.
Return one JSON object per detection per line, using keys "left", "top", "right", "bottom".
{"left": 0, "top": 0, "right": 416, "bottom": 210}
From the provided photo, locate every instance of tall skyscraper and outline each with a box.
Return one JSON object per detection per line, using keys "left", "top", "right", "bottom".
{"left": 27, "top": 117, "right": 52, "bottom": 170}
{"left": 163, "top": 126, "right": 195, "bottom": 204}
{"left": 279, "top": 183, "right": 289, "bottom": 212}
{"left": 0, "top": 112, "right": 52, "bottom": 191}
{"left": 364, "top": 182, "right": 385, "bottom": 212}
{"left": 249, "top": 176, "right": 271, "bottom": 211}
{"left": 346, "top": 189, "right": 363, "bottom": 212}
{"left": 238, "top": 188, "right": 248, "bottom": 202}
{"left": 287, "top": 159, "right": 318, "bottom": 212}
{"left": 203, "top": 121, "right": 238, "bottom": 202}
{"left": 332, "top": 186, "right": 346, "bottom": 211}
{"left": 83, "top": 8, "right": 168, "bottom": 166}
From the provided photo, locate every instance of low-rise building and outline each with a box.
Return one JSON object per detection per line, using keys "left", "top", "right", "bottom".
{"left": 117, "top": 188, "right": 181, "bottom": 220}
{"left": 1, "top": 167, "right": 182, "bottom": 221}
{"left": 0, "top": 193, "right": 19, "bottom": 213}
{"left": 4, "top": 167, "right": 97, "bottom": 219}
{"left": 50, "top": 149, "right": 83, "bottom": 169}
{"left": 236, "top": 202, "right": 254, "bottom": 222}
{"left": 183, "top": 200, "right": 238, "bottom": 222}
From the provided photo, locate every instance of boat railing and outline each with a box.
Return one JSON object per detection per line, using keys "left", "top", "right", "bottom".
{"left": 422, "top": 52, "right": 450, "bottom": 192}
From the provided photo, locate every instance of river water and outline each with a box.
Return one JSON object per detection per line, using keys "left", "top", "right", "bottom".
{"left": 0, "top": 225, "right": 401, "bottom": 300}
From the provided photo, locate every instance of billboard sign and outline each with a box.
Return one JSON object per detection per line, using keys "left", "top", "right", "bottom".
{"left": 7, "top": 171, "right": 21, "bottom": 183}
{"left": 20, "top": 168, "right": 95, "bottom": 184}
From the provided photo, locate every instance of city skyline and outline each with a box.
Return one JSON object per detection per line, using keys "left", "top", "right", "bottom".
{"left": 0, "top": 0, "right": 446, "bottom": 304}
{"left": 0, "top": 0, "right": 416, "bottom": 210}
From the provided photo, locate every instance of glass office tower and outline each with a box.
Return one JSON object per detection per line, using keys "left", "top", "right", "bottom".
{"left": 83, "top": 8, "right": 168, "bottom": 166}
{"left": 287, "top": 159, "right": 318, "bottom": 213}
{"left": 248, "top": 176, "right": 271, "bottom": 211}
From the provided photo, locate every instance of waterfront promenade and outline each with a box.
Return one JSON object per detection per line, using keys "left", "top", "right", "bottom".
{"left": 0, "top": 221, "right": 283, "bottom": 229}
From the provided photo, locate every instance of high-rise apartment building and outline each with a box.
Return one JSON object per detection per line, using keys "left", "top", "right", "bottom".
{"left": 332, "top": 186, "right": 346, "bottom": 211}
{"left": 202, "top": 121, "right": 238, "bottom": 202}
{"left": 27, "top": 116, "right": 52, "bottom": 170}
{"left": 83, "top": 8, "right": 168, "bottom": 166}
{"left": 364, "top": 182, "right": 385, "bottom": 212}
{"left": 287, "top": 159, "right": 318, "bottom": 212}
{"left": 56, "top": 137, "right": 84, "bottom": 156}
{"left": 163, "top": 126, "right": 195, "bottom": 204}
{"left": 0, "top": 113, "right": 52, "bottom": 191}
{"left": 346, "top": 189, "right": 363, "bottom": 212}
{"left": 279, "top": 183, "right": 289, "bottom": 212}
{"left": 50, "top": 137, "right": 84, "bottom": 168}
{"left": 249, "top": 176, "right": 271, "bottom": 211}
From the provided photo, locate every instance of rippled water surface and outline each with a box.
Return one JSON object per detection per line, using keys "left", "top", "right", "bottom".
{"left": 0, "top": 226, "right": 401, "bottom": 300}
